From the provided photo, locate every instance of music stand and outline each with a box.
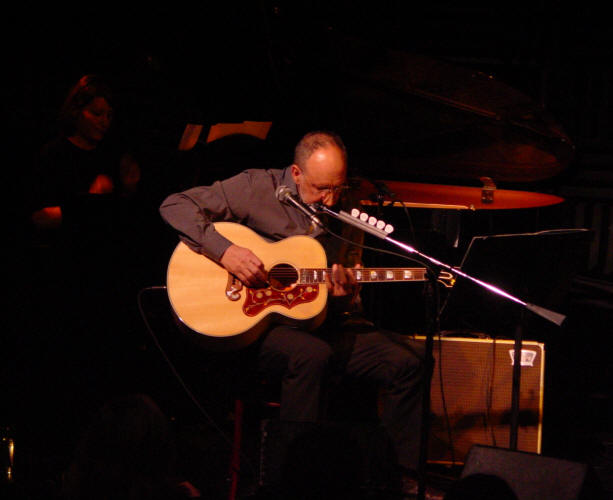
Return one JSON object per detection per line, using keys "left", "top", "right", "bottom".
{"left": 439, "top": 228, "right": 590, "bottom": 449}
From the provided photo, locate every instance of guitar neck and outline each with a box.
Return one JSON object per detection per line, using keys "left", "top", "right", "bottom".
{"left": 301, "top": 267, "right": 429, "bottom": 284}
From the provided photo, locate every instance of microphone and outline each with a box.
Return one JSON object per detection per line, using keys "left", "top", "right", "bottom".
{"left": 275, "top": 185, "right": 323, "bottom": 227}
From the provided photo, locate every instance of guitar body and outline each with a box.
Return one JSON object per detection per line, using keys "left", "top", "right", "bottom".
{"left": 167, "top": 222, "right": 328, "bottom": 349}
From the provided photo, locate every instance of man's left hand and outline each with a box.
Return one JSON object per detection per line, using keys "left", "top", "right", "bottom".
{"left": 326, "top": 263, "right": 360, "bottom": 298}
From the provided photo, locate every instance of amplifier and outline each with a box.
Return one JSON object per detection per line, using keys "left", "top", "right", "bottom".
{"left": 412, "top": 335, "right": 545, "bottom": 464}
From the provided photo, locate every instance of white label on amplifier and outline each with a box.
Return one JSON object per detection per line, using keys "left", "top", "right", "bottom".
{"left": 508, "top": 349, "right": 537, "bottom": 367}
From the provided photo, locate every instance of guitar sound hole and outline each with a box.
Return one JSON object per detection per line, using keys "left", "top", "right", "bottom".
{"left": 268, "top": 264, "right": 298, "bottom": 290}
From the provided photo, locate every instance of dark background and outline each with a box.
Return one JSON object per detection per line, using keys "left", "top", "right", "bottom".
{"left": 2, "top": 2, "right": 612, "bottom": 498}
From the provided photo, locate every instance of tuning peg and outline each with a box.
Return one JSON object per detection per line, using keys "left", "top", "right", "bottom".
{"left": 349, "top": 208, "right": 393, "bottom": 235}
{"left": 351, "top": 209, "right": 381, "bottom": 224}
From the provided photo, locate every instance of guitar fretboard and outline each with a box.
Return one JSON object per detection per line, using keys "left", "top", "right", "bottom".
{"left": 300, "top": 268, "right": 428, "bottom": 284}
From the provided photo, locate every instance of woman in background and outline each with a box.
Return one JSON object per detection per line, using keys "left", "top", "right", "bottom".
{"left": 26, "top": 76, "right": 143, "bottom": 454}
{"left": 32, "top": 74, "right": 140, "bottom": 229}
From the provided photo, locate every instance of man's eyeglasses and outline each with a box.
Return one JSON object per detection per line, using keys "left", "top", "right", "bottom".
{"left": 311, "top": 183, "right": 351, "bottom": 196}
{"left": 301, "top": 170, "right": 351, "bottom": 196}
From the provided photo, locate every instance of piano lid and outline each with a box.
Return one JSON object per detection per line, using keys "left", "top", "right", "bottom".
{"left": 331, "top": 37, "right": 574, "bottom": 183}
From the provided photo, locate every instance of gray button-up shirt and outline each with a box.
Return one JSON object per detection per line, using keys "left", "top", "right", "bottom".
{"left": 159, "top": 167, "right": 362, "bottom": 268}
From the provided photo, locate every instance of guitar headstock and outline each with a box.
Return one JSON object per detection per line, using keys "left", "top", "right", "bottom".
{"left": 348, "top": 208, "right": 395, "bottom": 235}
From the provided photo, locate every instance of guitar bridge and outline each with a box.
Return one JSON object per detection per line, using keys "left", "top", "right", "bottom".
{"left": 226, "top": 274, "right": 243, "bottom": 301}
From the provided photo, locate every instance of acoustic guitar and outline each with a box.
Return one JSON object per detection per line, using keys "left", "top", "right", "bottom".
{"left": 167, "top": 222, "right": 454, "bottom": 349}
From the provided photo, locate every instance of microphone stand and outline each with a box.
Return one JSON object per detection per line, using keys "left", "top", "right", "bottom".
{"left": 314, "top": 205, "right": 566, "bottom": 327}
{"left": 313, "top": 204, "right": 567, "bottom": 500}
{"left": 510, "top": 309, "right": 525, "bottom": 451}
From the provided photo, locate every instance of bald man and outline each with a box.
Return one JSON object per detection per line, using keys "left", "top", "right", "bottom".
{"left": 160, "top": 131, "right": 426, "bottom": 478}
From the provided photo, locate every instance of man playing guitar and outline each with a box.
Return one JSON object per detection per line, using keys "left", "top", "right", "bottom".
{"left": 160, "top": 131, "right": 430, "bottom": 494}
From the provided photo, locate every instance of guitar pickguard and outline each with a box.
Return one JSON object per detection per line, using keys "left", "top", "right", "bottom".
{"left": 243, "top": 285, "right": 320, "bottom": 316}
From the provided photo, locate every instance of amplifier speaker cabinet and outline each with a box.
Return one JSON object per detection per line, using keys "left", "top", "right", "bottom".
{"left": 412, "top": 335, "right": 545, "bottom": 464}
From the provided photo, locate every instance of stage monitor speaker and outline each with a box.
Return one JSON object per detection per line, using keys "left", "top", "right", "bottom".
{"left": 461, "top": 445, "right": 597, "bottom": 500}
{"left": 412, "top": 335, "right": 544, "bottom": 464}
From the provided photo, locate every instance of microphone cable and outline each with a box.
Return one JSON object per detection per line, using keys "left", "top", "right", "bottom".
{"left": 136, "top": 286, "right": 260, "bottom": 485}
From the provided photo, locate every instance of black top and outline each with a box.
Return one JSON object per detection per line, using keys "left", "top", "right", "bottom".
{"left": 31, "top": 136, "right": 126, "bottom": 250}
{"left": 34, "top": 136, "right": 121, "bottom": 208}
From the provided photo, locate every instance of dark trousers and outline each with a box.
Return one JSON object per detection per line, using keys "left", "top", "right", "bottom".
{"left": 257, "top": 322, "right": 426, "bottom": 470}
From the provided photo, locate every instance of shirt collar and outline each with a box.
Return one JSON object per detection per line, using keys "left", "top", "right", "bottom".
{"left": 281, "top": 166, "right": 298, "bottom": 194}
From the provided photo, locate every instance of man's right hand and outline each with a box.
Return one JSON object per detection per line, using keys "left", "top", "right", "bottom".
{"left": 220, "top": 244, "right": 268, "bottom": 288}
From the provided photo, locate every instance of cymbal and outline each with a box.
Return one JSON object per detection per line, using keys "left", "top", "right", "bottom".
{"left": 356, "top": 180, "right": 564, "bottom": 210}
